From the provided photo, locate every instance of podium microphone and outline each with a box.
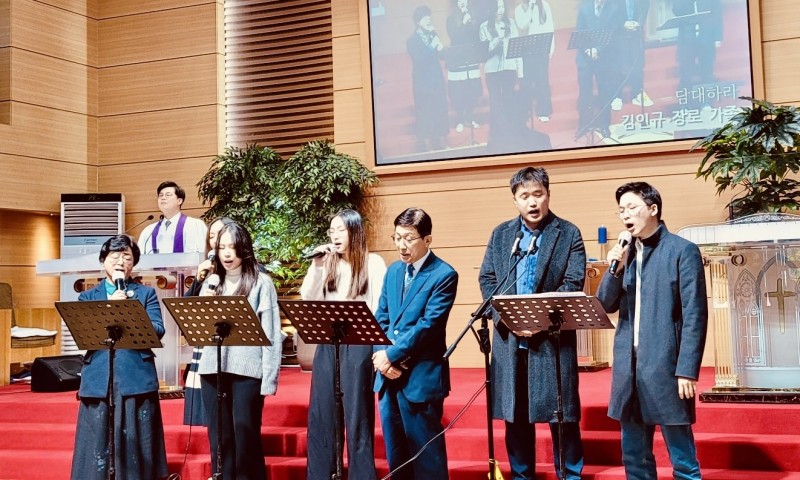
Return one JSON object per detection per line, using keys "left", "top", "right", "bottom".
{"left": 125, "top": 214, "right": 155, "bottom": 235}
{"left": 509, "top": 231, "right": 524, "bottom": 258}
{"left": 140, "top": 214, "right": 164, "bottom": 253}
{"left": 609, "top": 231, "right": 632, "bottom": 276}
{"left": 525, "top": 229, "right": 542, "bottom": 256}
{"left": 112, "top": 271, "right": 126, "bottom": 292}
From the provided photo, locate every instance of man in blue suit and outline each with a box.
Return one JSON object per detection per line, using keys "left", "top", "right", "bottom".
{"left": 373, "top": 207, "right": 459, "bottom": 479}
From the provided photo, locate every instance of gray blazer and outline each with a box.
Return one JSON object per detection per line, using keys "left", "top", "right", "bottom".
{"left": 479, "top": 212, "right": 586, "bottom": 423}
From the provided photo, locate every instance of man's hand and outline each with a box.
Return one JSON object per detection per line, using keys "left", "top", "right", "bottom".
{"left": 109, "top": 290, "right": 127, "bottom": 301}
{"left": 372, "top": 350, "right": 402, "bottom": 379}
{"left": 678, "top": 377, "right": 697, "bottom": 399}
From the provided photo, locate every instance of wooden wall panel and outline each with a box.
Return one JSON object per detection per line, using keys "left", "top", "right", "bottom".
{"left": 0, "top": 156, "right": 94, "bottom": 213}
{"left": 100, "top": 55, "right": 221, "bottom": 116}
{"left": 12, "top": 0, "right": 97, "bottom": 66}
{"left": 98, "top": 3, "right": 218, "bottom": 67}
{"left": 37, "top": 0, "right": 97, "bottom": 17}
{"left": 0, "top": 103, "right": 96, "bottom": 165}
{"left": 0, "top": 211, "right": 60, "bottom": 309}
{"left": 98, "top": 157, "right": 213, "bottom": 214}
{"left": 97, "top": 105, "right": 223, "bottom": 165}
{"left": 99, "top": 0, "right": 215, "bottom": 19}
{"left": 332, "top": 35, "right": 363, "bottom": 92}
{"left": 760, "top": 0, "right": 799, "bottom": 42}
{"left": 763, "top": 39, "right": 800, "bottom": 105}
{"left": 333, "top": 88, "right": 366, "bottom": 145}
{"left": 11, "top": 49, "right": 97, "bottom": 115}
{"left": 331, "top": 0, "right": 359, "bottom": 38}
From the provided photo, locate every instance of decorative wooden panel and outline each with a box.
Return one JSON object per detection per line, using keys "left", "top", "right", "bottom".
{"left": 12, "top": 49, "right": 97, "bottom": 115}
{"left": 764, "top": 39, "right": 800, "bottom": 105}
{"left": 760, "top": 0, "right": 799, "bottom": 42}
{"left": 0, "top": 103, "right": 96, "bottom": 164}
{"left": 224, "top": 0, "right": 334, "bottom": 157}
{"left": 13, "top": 0, "right": 97, "bottom": 66}
{"left": 98, "top": 3, "right": 218, "bottom": 67}
{"left": 97, "top": 105, "right": 223, "bottom": 165}
{"left": 98, "top": 0, "right": 215, "bottom": 19}
{"left": 100, "top": 54, "right": 221, "bottom": 116}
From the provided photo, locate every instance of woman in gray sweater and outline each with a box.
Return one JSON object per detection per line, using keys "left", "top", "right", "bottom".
{"left": 198, "top": 222, "right": 285, "bottom": 480}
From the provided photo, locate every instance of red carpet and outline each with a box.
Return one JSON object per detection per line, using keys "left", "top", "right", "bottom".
{"left": 1, "top": 367, "right": 800, "bottom": 479}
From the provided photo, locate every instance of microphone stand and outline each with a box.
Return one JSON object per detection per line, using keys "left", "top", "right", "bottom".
{"left": 104, "top": 325, "right": 122, "bottom": 480}
{"left": 212, "top": 322, "right": 231, "bottom": 480}
{"left": 444, "top": 249, "right": 530, "bottom": 480}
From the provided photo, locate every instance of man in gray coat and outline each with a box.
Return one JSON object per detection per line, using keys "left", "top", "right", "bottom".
{"left": 597, "top": 182, "right": 708, "bottom": 480}
{"left": 479, "top": 166, "right": 586, "bottom": 479}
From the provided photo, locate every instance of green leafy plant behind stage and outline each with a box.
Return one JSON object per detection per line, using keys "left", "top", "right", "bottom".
{"left": 694, "top": 97, "right": 800, "bottom": 219}
{"left": 197, "top": 140, "right": 379, "bottom": 289}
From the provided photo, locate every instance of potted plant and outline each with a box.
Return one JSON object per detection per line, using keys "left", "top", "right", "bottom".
{"left": 694, "top": 97, "right": 800, "bottom": 219}
{"left": 197, "top": 140, "right": 379, "bottom": 368}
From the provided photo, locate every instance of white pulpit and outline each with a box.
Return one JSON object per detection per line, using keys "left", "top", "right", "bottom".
{"left": 679, "top": 214, "right": 800, "bottom": 401}
{"left": 37, "top": 252, "right": 203, "bottom": 390}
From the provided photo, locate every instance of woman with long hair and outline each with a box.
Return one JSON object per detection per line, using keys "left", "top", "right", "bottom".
{"left": 302, "top": 209, "right": 387, "bottom": 480}
{"left": 183, "top": 216, "right": 235, "bottom": 426}
{"left": 70, "top": 234, "right": 168, "bottom": 480}
{"left": 197, "top": 222, "right": 285, "bottom": 479}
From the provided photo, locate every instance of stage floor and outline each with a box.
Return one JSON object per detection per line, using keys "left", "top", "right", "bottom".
{"left": 1, "top": 367, "right": 800, "bottom": 479}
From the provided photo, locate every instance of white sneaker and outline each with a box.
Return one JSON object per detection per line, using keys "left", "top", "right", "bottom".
{"left": 471, "top": 121, "right": 480, "bottom": 129}
{"left": 611, "top": 98, "right": 623, "bottom": 111}
{"left": 456, "top": 123, "right": 464, "bottom": 133}
{"left": 632, "top": 91, "right": 654, "bottom": 107}
{"left": 538, "top": 116, "right": 550, "bottom": 123}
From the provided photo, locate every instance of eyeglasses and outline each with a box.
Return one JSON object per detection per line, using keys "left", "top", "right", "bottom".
{"left": 616, "top": 204, "right": 647, "bottom": 218}
{"left": 327, "top": 228, "right": 347, "bottom": 238}
{"left": 390, "top": 234, "right": 422, "bottom": 245}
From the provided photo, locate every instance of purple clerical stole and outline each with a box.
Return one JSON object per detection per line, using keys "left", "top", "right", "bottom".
{"left": 150, "top": 214, "right": 187, "bottom": 253}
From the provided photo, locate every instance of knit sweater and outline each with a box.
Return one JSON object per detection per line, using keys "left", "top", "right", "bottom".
{"left": 299, "top": 253, "right": 386, "bottom": 311}
{"left": 198, "top": 268, "right": 285, "bottom": 395}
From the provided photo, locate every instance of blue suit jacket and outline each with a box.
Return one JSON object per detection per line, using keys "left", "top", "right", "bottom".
{"left": 77, "top": 281, "right": 165, "bottom": 398}
{"left": 373, "top": 252, "right": 458, "bottom": 403}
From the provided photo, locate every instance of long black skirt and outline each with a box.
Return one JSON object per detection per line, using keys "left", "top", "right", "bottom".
{"left": 70, "top": 391, "right": 169, "bottom": 480}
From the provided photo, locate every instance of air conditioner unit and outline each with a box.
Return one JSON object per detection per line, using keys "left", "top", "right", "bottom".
{"left": 60, "top": 193, "right": 125, "bottom": 257}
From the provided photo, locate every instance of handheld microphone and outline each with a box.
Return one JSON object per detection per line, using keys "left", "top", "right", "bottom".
{"left": 609, "top": 231, "right": 633, "bottom": 276}
{"left": 510, "top": 231, "right": 524, "bottom": 258}
{"left": 112, "top": 271, "right": 126, "bottom": 292}
{"left": 304, "top": 245, "right": 333, "bottom": 260}
{"left": 206, "top": 274, "right": 220, "bottom": 292}
{"left": 525, "top": 230, "right": 542, "bottom": 256}
{"left": 198, "top": 251, "right": 216, "bottom": 281}
{"left": 125, "top": 214, "right": 155, "bottom": 234}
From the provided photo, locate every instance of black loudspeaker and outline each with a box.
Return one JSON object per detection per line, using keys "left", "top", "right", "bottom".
{"left": 31, "top": 355, "right": 83, "bottom": 392}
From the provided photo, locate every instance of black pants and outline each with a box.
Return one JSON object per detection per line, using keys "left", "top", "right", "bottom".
{"left": 307, "top": 344, "right": 377, "bottom": 480}
{"left": 201, "top": 372, "right": 266, "bottom": 480}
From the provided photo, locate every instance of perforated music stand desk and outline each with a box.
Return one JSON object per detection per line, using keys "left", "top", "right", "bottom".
{"left": 568, "top": 29, "right": 614, "bottom": 51}
{"left": 491, "top": 292, "right": 612, "bottom": 334}
{"left": 56, "top": 299, "right": 162, "bottom": 351}
{"left": 446, "top": 41, "right": 488, "bottom": 71}
{"left": 658, "top": 11, "right": 710, "bottom": 31}
{"left": 162, "top": 296, "right": 269, "bottom": 348}
{"left": 507, "top": 32, "right": 554, "bottom": 59}
{"left": 279, "top": 299, "right": 391, "bottom": 480}
{"left": 56, "top": 299, "right": 162, "bottom": 480}
{"left": 491, "top": 292, "right": 612, "bottom": 480}
{"left": 163, "top": 295, "right": 269, "bottom": 480}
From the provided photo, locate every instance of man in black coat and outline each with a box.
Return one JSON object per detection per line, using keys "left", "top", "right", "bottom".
{"left": 597, "top": 182, "right": 708, "bottom": 479}
{"left": 479, "top": 166, "right": 586, "bottom": 479}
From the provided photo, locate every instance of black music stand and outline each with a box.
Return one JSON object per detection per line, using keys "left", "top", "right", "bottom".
{"left": 508, "top": 32, "right": 554, "bottom": 126}
{"left": 55, "top": 299, "right": 162, "bottom": 480}
{"left": 446, "top": 41, "right": 488, "bottom": 145}
{"left": 163, "top": 296, "right": 270, "bottom": 480}
{"left": 279, "top": 300, "right": 391, "bottom": 480}
{"left": 492, "top": 292, "right": 613, "bottom": 480}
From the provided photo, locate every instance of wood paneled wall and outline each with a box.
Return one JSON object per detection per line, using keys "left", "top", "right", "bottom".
{"left": 332, "top": 0, "right": 798, "bottom": 367}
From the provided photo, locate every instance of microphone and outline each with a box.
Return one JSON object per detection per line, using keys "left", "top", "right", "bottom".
{"left": 206, "top": 274, "right": 220, "bottom": 292}
{"left": 609, "top": 231, "right": 633, "bottom": 276}
{"left": 125, "top": 214, "right": 155, "bottom": 234}
{"left": 140, "top": 214, "right": 164, "bottom": 254}
{"left": 525, "top": 230, "right": 542, "bottom": 256}
{"left": 510, "top": 231, "right": 524, "bottom": 258}
{"left": 198, "top": 251, "right": 216, "bottom": 281}
{"left": 112, "top": 271, "right": 126, "bottom": 292}
{"left": 304, "top": 245, "right": 333, "bottom": 260}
